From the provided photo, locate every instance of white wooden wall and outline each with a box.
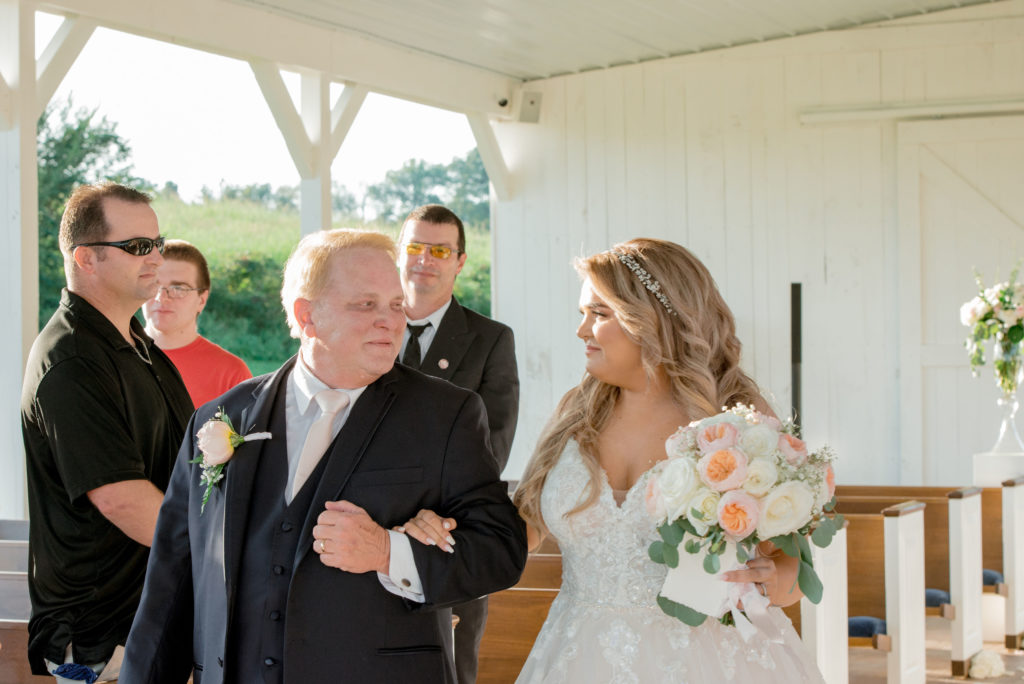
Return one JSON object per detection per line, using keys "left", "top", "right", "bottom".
{"left": 492, "top": 1, "right": 1024, "bottom": 484}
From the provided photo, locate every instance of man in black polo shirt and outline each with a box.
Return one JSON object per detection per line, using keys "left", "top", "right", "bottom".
{"left": 21, "top": 182, "right": 193, "bottom": 680}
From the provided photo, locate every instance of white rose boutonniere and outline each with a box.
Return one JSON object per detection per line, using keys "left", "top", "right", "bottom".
{"left": 190, "top": 408, "right": 271, "bottom": 513}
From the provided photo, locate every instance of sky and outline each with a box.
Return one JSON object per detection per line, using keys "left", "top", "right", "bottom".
{"left": 35, "top": 12, "right": 477, "bottom": 202}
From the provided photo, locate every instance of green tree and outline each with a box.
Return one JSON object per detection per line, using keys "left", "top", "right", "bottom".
{"left": 36, "top": 97, "right": 147, "bottom": 328}
{"left": 365, "top": 159, "right": 448, "bottom": 221}
{"left": 447, "top": 148, "right": 489, "bottom": 227}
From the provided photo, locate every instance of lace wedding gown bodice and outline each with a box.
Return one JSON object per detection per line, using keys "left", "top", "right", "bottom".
{"left": 515, "top": 441, "right": 825, "bottom": 684}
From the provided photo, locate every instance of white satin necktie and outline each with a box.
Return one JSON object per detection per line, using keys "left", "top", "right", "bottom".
{"left": 289, "top": 389, "right": 349, "bottom": 503}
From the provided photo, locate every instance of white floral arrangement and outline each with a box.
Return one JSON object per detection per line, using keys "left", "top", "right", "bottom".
{"left": 645, "top": 404, "right": 840, "bottom": 629}
{"left": 191, "top": 408, "right": 271, "bottom": 513}
{"left": 962, "top": 269, "right": 1024, "bottom": 394}
{"left": 968, "top": 650, "right": 1006, "bottom": 679}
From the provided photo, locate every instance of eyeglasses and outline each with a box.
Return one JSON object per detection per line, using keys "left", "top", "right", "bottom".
{"left": 155, "top": 285, "right": 203, "bottom": 299}
{"left": 403, "top": 242, "right": 459, "bottom": 260}
{"left": 73, "top": 236, "right": 166, "bottom": 256}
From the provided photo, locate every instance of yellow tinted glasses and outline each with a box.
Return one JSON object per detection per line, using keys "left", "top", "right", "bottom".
{"left": 404, "top": 242, "right": 457, "bottom": 259}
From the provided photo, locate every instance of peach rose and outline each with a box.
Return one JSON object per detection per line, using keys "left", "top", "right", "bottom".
{"left": 645, "top": 475, "right": 666, "bottom": 521}
{"left": 197, "top": 420, "right": 236, "bottom": 465}
{"left": 778, "top": 433, "right": 808, "bottom": 466}
{"left": 815, "top": 464, "right": 837, "bottom": 509}
{"left": 717, "top": 490, "right": 760, "bottom": 540}
{"left": 664, "top": 426, "right": 692, "bottom": 459}
{"left": 697, "top": 422, "right": 739, "bottom": 454}
{"left": 697, "top": 448, "right": 748, "bottom": 492}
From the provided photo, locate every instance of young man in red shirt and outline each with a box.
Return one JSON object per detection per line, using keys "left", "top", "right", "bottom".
{"left": 143, "top": 239, "right": 251, "bottom": 407}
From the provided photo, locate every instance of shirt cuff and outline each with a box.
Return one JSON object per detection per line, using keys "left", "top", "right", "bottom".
{"left": 377, "top": 530, "right": 425, "bottom": 603}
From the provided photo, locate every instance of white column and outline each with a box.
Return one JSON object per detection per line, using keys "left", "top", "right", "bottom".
{"left": 948, "top": 488, "right": 983, "bottom": 676}
{"left": 800, "top": 526, "right": 848, "bottom": 684}
{"left": 0, "top": 0, "right": 37, "bottom": 520}
{"left": 884, "top": 501, "right": 927, "bottom": 684}
{"left": 299, "top": 71, "right": 330, "bottom": 236}
{"left": 1005, "top": 476, "right": 1024, "bottom": 650}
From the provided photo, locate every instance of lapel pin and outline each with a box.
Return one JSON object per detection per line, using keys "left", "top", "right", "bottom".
{"left": 438, "top": 359, "right": 449, "bottom": 370}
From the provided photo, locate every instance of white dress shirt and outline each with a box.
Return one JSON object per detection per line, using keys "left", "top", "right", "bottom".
{"left": 400, "top": 297, "right": 452, "bottom": 363}
{"left": 287, "top": 353, "right": 424, "bottom": 601}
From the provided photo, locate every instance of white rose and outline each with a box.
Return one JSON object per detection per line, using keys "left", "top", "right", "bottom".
{"left": 659, "top": 458, "right": 700, "bottom": 520}
{"left": 960, "top": 298, "right": 982, "bottom": 326}
{"left": 997, "top": 305, "right": 1019, "bottom": 327}
{"left": 968, "top": 650, "right": 1006, "bottom": 678}
{"left": 756, "top": 481, "right": 815, "bottom": 539}
{"left": 685, "top": 487, "right": 721, "bottom": 535}
{"left": 742, "top": 458, "right": 778, "bottom": 497}
{"left": 739, "top": 424, "right": 777, "bottom": 460}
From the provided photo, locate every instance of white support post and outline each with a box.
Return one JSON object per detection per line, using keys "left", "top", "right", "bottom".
{"left": 299, "top": 71, "right": 331, "bottom": 236}
{"left": 883, "top": 501, "right": 927, "bottom": 684}
{"left": 948, "top": 488, "right": 984, "bottom": 676}
{"left": 466, "top": 112, "right": 511, "bottom": 201}
{"left": 329, "top": 84, "right": 367, "bottom": 161}
{"left": 35, "top": 14, "right": 95, "bottom": 119}
{"left": 800, "top": 525, "right": 848, "bottom": 684}
{"left": 1005, "top": 476, "right": 1024, "bottom": 650}
{"left": 250, "top": 60, "right": 313, "bottom": 178}
{"left": 0, "top": 0, "right": 37, "bottom": 520}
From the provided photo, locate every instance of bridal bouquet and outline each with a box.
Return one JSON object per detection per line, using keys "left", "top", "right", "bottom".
{"left": 645, "top": 404, "right": 840, "bottom": 630}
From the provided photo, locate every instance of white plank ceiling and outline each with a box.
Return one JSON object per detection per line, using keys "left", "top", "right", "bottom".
{"left": 232, "top": 0, "right": 999, "bottom": 80}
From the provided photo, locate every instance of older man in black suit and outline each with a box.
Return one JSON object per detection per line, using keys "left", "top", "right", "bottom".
{"left": 397, "top": 205, "right": 520, "bottom": 683}
{"left": 121, "top": 229, "right": 527, "bottom": 683}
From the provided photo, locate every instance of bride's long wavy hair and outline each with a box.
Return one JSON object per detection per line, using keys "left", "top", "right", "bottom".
{"left": 514, "top": 238, "right": 761, "bottom": 532}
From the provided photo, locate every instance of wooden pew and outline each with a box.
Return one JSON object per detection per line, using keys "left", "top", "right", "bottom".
{"left": 836, "top": 485, "right": 1004, "bottom": 585}
{"left": 1005, "top": 475, "right": 1024, "bottom": 650}
{"left": 477, "top": 537, "right": 560, "bottom": 683}
{"left": 882, "top": 502, "right": 927, "bottom": 684}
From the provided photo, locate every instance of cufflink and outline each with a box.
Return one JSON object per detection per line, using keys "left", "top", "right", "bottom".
{"left": 401, "top": 578, "right": 412, "bottom": 587}
{"left": 438, "top": 359, "right": 449, "bottom": 370}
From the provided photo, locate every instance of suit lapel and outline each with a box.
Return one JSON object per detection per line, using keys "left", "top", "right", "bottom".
{"left": 223, "top": 357, "right": 296, "bottom": 595}
{"left": 421, "top": 298, "right": 475, "bottom": 381}
{"left": 294, "top": 368, "right": 399, "bottom": 568}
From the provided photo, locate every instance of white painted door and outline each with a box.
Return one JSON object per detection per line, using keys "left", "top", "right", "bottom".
{"left": 899, "top": 116, "right": 1024, "bottom": 485}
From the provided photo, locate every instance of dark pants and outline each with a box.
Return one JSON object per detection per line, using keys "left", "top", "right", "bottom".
{"left": 452, "top": 596, "right": 488, "bottom": 684}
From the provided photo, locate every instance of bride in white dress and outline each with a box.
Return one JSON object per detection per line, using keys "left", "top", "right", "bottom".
{"left": 404, "top": 239, "right": 824, "bottom": 683}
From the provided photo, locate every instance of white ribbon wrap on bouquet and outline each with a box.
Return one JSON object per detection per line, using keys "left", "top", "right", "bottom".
{"left": 660, "top": 541, "right": 786, "bottom": 643}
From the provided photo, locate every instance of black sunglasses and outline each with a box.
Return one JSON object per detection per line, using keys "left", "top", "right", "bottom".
{"left": 73, "top": 236, "right": 166, "bottom": 256}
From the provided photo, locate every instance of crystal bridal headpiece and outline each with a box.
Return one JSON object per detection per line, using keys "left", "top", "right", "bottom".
{"left": 612, "top": 250, "right": 676, "bottom": 316}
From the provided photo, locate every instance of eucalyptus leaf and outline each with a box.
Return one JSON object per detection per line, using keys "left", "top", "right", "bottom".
{"left": 796, "top": 533, "right": 813, "bottom": 564}
{"left": 684, "top": 539, "right": 702, "bottom": 554}
{"left": 771, "top": 532, "right": 799, "bottom": 558}
{"left": 704, "top": 552, "right": 720, "bottom": 574}
{"left": 736, "top": 544, "right": 749, "bottom": 563}
{"left": 649, "top": 541, "right": 665, "bottom": 564}
{"left": 659, "top": 522, "right": 684, "bottom": 546}
{"left": 798, "top": 560, "right": 824, "bottom": 603}
{"left": 678, "top": 518, "right": 698, "bottom": 536}
{"left": 657, "top": 595, "right": 709, "bottom": 627}
{"left": 664, "top": 543, "right": 680, "bottom": 569}
{"left": 811, "top": 518, "right": 835, "bottom": 548}
{"left": 690, "top": 507, "right": 706, "bottom": 521}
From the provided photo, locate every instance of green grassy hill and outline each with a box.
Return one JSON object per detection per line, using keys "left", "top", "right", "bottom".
{"left": 151, "top": 196, "right": 491, "bottom": 376}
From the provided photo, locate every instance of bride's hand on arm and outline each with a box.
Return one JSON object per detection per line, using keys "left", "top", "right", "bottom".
{"left": 395, "top": 509, "right": 457, "bottom": 553}
{"left": 722, "top": 541, "right": 803, "bottom": 607}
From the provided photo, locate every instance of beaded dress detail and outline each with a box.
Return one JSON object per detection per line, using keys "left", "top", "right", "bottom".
{"left": 516, "top": 441, "right": 824, "bottom": 683}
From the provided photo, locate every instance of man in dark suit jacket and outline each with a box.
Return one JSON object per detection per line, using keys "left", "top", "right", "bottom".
{"left": 121, "top": 229, "right": 527, "bottom": 684}
{"left": 397, "top": 205, "right": 519, "bottom": 683}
